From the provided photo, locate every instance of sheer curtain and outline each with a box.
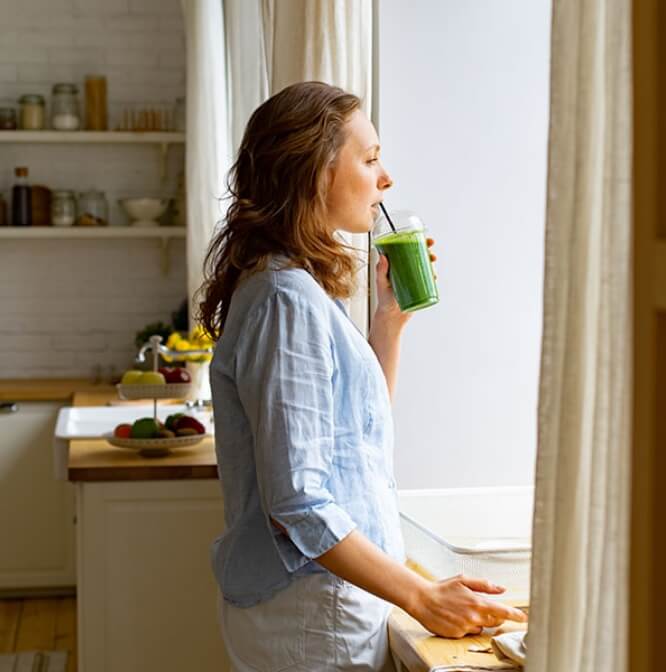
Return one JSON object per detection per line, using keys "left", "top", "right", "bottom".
{"left": 180, "top": 0, "right": 231, "bottom": 326}
{"left": 224, "top": 0, "right": 373, "bottom": 333}
{"left": 526, "top": 1, "right": 632, "bottom": 670}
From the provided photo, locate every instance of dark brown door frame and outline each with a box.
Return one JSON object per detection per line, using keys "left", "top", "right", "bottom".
{"left": 631, "top": 1, "right": 665, "bottom": 670}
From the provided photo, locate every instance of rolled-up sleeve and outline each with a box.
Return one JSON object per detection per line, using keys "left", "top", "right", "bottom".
{"left": 235, "top": 288, "right": 357, "bottom": 572}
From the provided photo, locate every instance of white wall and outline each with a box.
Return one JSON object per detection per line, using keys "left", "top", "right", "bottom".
{"left": 0, "top": 0, "right": 187, "bottom": 379}
{"left": 377, "top": 0, "right": 551, "bottom": 488}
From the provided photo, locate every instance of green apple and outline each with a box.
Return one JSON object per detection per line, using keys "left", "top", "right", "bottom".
{"left": 131, "top": 417, "right": 160, "bottom": 439}
{"left": 121, "top": 370, "right": 144, "bottom": 385}
{"left": 138, "top": 371, "right": 166, "bottom": 385}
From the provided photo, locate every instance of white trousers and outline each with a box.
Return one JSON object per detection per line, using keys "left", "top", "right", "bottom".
{"left": 218, "top": 573, "right": 399, "bottom": 672}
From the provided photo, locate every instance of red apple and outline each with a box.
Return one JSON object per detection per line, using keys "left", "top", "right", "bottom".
{"left": 158, "top": 366, "right": 191, "bottom": 384}
{"left": 158, "top": 366, "right": 175, "bottom": 381}
{"left": 173, "top": 415, "right": 205, "bottom": 435}
{"left": 114, "top": 423, "right": 132, "bottom": 439}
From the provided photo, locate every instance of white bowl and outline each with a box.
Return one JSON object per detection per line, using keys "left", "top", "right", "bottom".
{"left": 119, "top": 197, "right": 170, "bottom": 227}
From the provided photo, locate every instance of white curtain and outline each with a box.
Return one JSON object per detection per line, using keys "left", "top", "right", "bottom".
{"left": 526, "top": 1, "right": 632, "bottom": 671}
{"left": 181, "top": 0, "right": 232, "bottom": 327}
{"left": 224, "top": 0, "right": 373, "bottom": 333}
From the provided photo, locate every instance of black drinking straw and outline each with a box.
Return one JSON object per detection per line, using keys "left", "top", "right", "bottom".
{"left": 379, "top": 202, "right": 397, "bottom": 233}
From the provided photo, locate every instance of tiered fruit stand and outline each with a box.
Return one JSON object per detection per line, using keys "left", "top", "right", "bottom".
{"left": 104, "top": 334, "right": 212, "bottom": 457}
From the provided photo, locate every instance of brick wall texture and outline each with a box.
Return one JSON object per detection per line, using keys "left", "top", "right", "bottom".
{"left": 0, "top": 0, "right": 188, "bottom": 379}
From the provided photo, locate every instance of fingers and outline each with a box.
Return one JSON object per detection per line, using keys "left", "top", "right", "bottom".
{"left": 457, "top": 575, "right": 505, "bottom": 594}
{"left": 489, "top": 603, "right": 528, "bottom": 623}
{"left": 462, "top": 603, "right": 526, "bottom": 635}
{"left": 375, "top": 254, "right": 390, "bottom": 284}
{"left": 425, "top": 238, "right": 437, "bottom": 264}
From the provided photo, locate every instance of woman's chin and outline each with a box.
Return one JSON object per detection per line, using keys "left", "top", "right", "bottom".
{"left": 335, "top": 221, "right": 373, "bottom": 236}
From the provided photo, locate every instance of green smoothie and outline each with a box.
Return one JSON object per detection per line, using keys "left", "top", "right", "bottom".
{"left": 374, "top": 230, "right": 439, "bottom": 312}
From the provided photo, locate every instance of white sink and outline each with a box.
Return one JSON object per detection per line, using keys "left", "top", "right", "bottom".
{"left": 55, "top": 404, "right": 214, "bottom": 440}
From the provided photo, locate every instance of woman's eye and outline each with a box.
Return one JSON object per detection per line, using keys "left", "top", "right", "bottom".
{"left": 366, "top": 158, "right": 378, "bottom": 164}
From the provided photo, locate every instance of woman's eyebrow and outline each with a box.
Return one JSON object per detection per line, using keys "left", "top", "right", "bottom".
{"left": 365, "top": 144, "right": 381, "bottom": 152}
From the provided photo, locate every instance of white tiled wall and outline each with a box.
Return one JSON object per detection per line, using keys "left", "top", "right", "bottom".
{"left": 0, "top": 0, "right": 188, "bottom": 379}
{"left": 0, "top": 238, "right": 186, "bottom": 378}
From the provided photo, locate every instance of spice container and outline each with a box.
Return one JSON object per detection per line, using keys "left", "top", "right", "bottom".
{"left": 51, "top": 190, "right": 76, "bottom": 227}
{"left": 11, "top": 167, "right": 32, "bottom": 226}
{"left": 51, "top": 83, "right": 81, "bottom": 130}
{"left": 31, "top": 186, "right": 52, "bottom": 226}
{"left": 0, "top": 107, "right": 17, "bottom": 130}
{"left": 84, "top": 75, "right": 107, "bottom": 130}
{"left": 18, "top": 95, "right": 46, "bottom": 130}
{"left": 77, "top": 189, "right": 108, "bottom": 226}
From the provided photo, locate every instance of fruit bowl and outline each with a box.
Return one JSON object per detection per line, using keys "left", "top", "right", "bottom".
{"left": 119, "top": 197, "right": 170, "bottom": 227}
{"left": 104, "top": 432, "right": 207, "bottom": 457}
{"left": 116, "top": 382, "right": 193, "bottom": 401}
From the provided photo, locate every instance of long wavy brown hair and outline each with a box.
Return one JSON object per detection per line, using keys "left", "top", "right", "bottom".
{"left": 197, "top": 81, "right": 362, "bottom": 339}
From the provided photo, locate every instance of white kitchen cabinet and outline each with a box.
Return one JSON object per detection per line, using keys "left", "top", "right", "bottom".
{"left": 0, "top": 401, "right": 76, "bottom": 593}
{"left": 76, "top": 479, "right": 230, "bottom": 672}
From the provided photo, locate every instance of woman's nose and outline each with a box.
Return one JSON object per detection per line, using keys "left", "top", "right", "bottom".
{"left": 379, "top": 171, "right": 393, "bottom": 190}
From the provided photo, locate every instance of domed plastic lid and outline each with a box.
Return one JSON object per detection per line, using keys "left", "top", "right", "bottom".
{"left": 18, "top": 94, "right": 45, "bottom": 105}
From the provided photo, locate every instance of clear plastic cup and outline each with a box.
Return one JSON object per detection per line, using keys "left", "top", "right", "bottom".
{"left": 373, "top": 210, "right": 439, "bottom": 312}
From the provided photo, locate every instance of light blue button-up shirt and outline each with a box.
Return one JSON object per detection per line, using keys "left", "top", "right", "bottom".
{"left": 210, "top": 259, "right": 405, "bottom": 607}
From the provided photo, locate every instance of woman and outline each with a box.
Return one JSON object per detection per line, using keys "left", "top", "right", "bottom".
{"left": 199, "top": 81, "right": 527, "bottom": 671}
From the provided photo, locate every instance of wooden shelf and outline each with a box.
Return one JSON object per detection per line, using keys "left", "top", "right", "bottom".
{"left": 0, "top": 227, "right": 185, "bottom": 239}
{"left": 0, "top": 226, "right": 185, "bottom": 274}
{"left": 0, "top": 130, "right": 185, "bottom": 144}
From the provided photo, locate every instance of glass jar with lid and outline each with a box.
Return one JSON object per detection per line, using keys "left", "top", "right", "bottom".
{"left": 51, "top": 190, "right": 77, "bottom": 227}
{"left": 0, "top": 107, "right": 17, "bottom": 130}
{"left": 18, "top": 95, "right": 46, "bottom": 130}
{"left": 77, "top": 190, "right": 108, "bottom": 226}
{"left": 51, "top": 83, "right": 81, "bottom": 131}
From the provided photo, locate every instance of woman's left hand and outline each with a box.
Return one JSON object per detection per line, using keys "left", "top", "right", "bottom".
{"left": 373, "top": 238, "right": 437, "bottom": 326}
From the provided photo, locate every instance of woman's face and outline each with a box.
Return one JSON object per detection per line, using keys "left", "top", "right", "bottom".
{"left": 325, "top": 109, "right": 393, "bottom": 235}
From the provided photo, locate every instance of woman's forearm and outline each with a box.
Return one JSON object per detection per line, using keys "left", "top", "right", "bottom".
{"left": 368, "top": 312, "right": 406, "bottom": 401}
{"left": 315, "top": 529, "right": 428, "bottom": 617}
{"left": 315, "top": 529, "right": 528, "bottom": 639}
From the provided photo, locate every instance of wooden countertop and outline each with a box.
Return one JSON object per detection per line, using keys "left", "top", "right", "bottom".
{"left": 68, "top": 389, "right": 218, "bottom": 481}
{"left": 389, "top": 609, "right": 525, "bottom": 672}
{"left": 389, "top": 561, "right": 527, "bottom": 671}
{"left": 0, "top": 378, "right": 113, "bottom": 402}
{"left": 68, "top": 437, "right": 218, "bottom": 481}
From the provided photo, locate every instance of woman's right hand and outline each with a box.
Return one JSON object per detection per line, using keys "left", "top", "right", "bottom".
{"left": 408, "top": 574, "right": 528, "bottom": 639}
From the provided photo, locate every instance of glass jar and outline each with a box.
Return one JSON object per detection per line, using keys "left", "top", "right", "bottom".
{"left": 51, "top": 190, "right": 77, "bottom": 227}
{"left": 51, "top": 83, "right": 81, "bottom": 131}
{"left": 0, "top": 107, "right": 17, "bottom": 130}
{"left": 77, "top": 190, "right": 108, "bottom": 226}
{"left": 84, "top": 75, "right": 107, "bottom": 130}
{"left": 18, "top": 95, "right": 46, "bottom": 130}
{"left": 11, "top": 166, "right": 31, "bottom": 227}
